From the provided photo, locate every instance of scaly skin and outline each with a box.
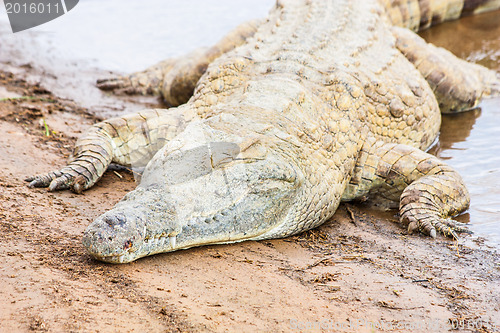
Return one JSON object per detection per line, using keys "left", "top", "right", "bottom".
{"left": 27, "top": 0, "right": 500, "bottom": 263}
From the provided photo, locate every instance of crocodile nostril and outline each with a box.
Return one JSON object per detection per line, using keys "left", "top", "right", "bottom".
{"left": 103, "top": 213, "right": 127, "bottom": 227}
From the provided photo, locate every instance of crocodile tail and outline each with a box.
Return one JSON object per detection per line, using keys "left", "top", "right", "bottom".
{"left": 385, "top": 0, "right": 500, "bottom": 31}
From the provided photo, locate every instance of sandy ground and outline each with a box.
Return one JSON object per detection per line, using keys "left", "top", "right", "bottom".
{"left": 0, "top": 69, "right": 499, "bottom": 333}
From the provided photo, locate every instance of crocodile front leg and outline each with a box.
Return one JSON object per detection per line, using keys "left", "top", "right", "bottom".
{"left": 342, "top": 138, "right": 470, "bottom": 239}
{"left": 26, "top": 107, "right": 195, "bottom": 193}
{"left": 97, "top": 19, "right": 261, "bottom": 106}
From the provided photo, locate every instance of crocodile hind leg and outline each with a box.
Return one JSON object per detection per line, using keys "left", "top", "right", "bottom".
{"left": 97, "top": 19, "right": 261, "bottom": 106}
{"left": 26, "top": 106, "right": 196, "bottom": 193}
{"left": 392, "top": 26, "right": 500, "bottom": 113}
{"left": 96, "top": 55, "right": 193, "bottom": 97}
{"left": 342, "top": 138, "right": 470, "bottom": 239}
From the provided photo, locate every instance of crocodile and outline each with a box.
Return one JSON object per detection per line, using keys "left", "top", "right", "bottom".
{"left": 27, "top": 0, "right": 500, "bottom": 263}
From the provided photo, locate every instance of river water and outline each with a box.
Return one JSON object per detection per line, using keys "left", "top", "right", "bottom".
{"left": 0, "top": 1, "right": 499, "bottom": 247}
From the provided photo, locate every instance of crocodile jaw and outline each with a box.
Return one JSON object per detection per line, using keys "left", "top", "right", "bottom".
{"left": 82, "top": 144, "right": 303, "bottom": 263}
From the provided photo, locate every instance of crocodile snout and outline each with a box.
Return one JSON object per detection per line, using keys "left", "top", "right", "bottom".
{"left": 82, "top": 209, "right": 147, "bottom": 263}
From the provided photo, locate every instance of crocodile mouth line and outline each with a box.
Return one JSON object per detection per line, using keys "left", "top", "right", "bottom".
{"left": 95, "top": 226, "right": 276, "bottom": 263}
{"left": 93, "top": 234, "right": 178, "bottom": 263}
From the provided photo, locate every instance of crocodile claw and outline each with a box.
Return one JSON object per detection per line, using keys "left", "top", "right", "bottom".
{"left": 26, "top": 171, "right": 87, "bottom": 194}
{"left": 96, "top": 77, "right": 128, "bottom": 90}
{"left": 96, "top": 76, "right": 146, "bottom": 95}
{"left": 96, "top": 70, "right": 163, "bottom": 96}
{"left": 406, "top": 217, "right": 471, "bottom": 240}
{"left": 26, "top": 171, "right": 64, "bottom": 188}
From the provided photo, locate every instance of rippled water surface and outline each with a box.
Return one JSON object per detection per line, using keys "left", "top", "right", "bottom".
{"left": 0, "top": 1, "right": 499, "bottom": 246}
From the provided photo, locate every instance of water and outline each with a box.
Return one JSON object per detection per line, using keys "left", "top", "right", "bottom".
{"left": 0, "top": 0, "right": 273, "bottom": 72}
{"left": 0, "top": 1, "right": 498, "bottom": 247}
{"left": 0, "top": 0, "right": 273, "bottom": 113}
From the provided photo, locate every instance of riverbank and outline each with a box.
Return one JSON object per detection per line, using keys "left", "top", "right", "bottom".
{"left": 0, "top": 71, "right": 498, "bottom": 332}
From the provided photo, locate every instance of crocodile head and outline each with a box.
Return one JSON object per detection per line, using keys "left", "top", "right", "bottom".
{"left": 83, "top": 122, "right": 305, "bottom": 263}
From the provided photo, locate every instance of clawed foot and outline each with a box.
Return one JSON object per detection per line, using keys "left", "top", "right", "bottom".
{"left": 404, "top": 216, "right": 472, "bottom": 240}
{"left": 96, "top": 74, "right": 160, "bottom": 96}
{"left": 96, "top": 76, "right": 137, "bottom": 94}
{"left": 96, "top": 60, "right": 173, "bottom": 96}
{"left": 26, "top": 169, "right": 88, "bottom": 194}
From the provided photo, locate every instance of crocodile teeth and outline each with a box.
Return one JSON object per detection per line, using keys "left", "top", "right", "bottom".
{"left": 158, "top": 237, "right": 166, "bottom": 247}
{"left": 169, "top": 235, "right": 176, "bottom": 249}
{"left": 117, "top": 254, "right": 125, "bottom": 263}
